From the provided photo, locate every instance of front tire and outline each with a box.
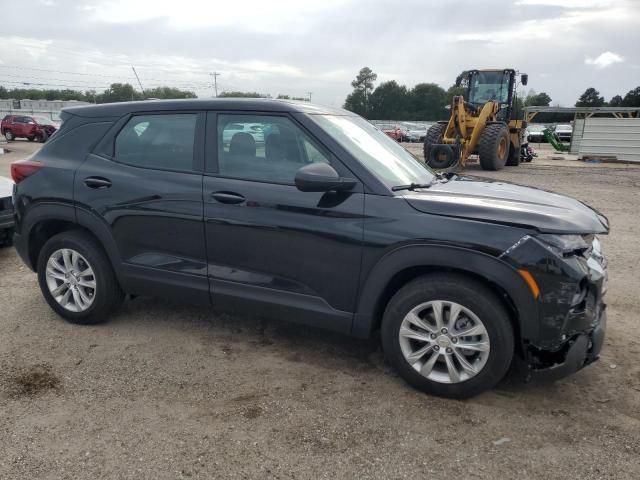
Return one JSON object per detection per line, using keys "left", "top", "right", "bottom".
{"left": 382, "top": 274, "right": 514, "bottom": 398}
{"left": 37, "top": 230, "right": 124, "bottom": 325}
{"left": 478, "top": 123, "right": 510, "bottom": 171}
{"left": 423, "top": 123, "right": 446, "bottom": 163}
{"left": 35, "top": 130, "right": 48, "bottom": 143}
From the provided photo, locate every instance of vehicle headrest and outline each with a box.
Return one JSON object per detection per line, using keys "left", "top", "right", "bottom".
{"left": 229, "top": 132, "right": 256, "bottom": 156}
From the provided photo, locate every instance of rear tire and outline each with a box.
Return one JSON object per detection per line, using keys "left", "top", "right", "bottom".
{"left": 37, "top": 230, "right": 124, "bottom": 325}
{"left": 4, "top": 129, "right": 14, "bottom": 142}
{"left": 506, "top": 143, "right": 520, "bottom": 166}
{"left": 478, "top": 123, "right": 510, "bottom": 171}
{"left": 381, "top": 273, "right": 514, "bottom": 398}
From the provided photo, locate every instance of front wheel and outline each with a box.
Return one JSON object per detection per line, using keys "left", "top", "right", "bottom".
{"left": 37, "top": 231, "right": 124, "bottom": 325}
{"left": 35, "top": 130, "right": 49, "bottom": 143}
{"left": 382, "top": 274, "right": 514, "bottom": 398}
{"left": 478, "top": 123, "right": 510, "bottom": 171}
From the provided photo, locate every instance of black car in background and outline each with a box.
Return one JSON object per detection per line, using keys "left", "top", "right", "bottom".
{"left": 10, "top": 99, "right": 609, "bottom": 398}
{"left": 0, "top": 176, "right": 14, "bottom": 247}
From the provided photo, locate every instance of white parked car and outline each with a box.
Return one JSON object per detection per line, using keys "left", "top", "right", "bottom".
{"left": 0, "top": 176, "right": 14, "bottom": 247}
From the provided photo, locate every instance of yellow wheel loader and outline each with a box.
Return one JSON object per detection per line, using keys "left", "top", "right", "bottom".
{"left": 424, "top": 69, "right": 528, "bottom": 171}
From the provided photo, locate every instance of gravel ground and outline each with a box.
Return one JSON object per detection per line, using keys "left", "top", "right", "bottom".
{"left": 1, "top": 140, "right": 639, "bottom": 479}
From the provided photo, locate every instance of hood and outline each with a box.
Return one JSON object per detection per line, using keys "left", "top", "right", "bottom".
{"left": 403, "top": 176, "right": 609, "bottom": 234}
{"left": 0, "top": 176, "right": 14, "bottom": 198}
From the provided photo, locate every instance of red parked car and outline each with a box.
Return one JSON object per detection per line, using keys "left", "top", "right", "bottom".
{"left": 1, "top": 115, "right": 59, "bottom": 142}
{"left": 381, "top": 125, "right": 406, "bottom": 142}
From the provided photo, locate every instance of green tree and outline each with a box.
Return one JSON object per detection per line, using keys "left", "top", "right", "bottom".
{"left": 609, "top": 94, "right": 624, "bottom": 107}
{"left": 344, "top": 67, "right": 377, "bottom": 116}
{"left": 218, "top": 91, "right": 268, "bottom": 98}
{"left": 408, "top": 83, "right": 448, "bottom": 120}
{"left": 144, "top": 86, "right": 196, "bottom": 99}
{"left": 622, "top": 87, "right": 640, "bottom": 107}
{"left": 575, "top": 87, "right": 605, "bottom": 107}
{"left": 446, "top": 84, "right": 466, "bottom": 100}
{"left": 343, "top": 90, "right": 367, "bottom": 117}
{"left": 525, "top": 91, "right": 552, "bottom": 106}
{"left": 96, "top": 83, "right": 143, "bottom": 103}
{"left": 369, "top": 81, "right": 408, "bottom": 119}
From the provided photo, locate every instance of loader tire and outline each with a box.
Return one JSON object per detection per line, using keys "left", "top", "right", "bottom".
{"left": 423, "top": 123, "right": 446, "bottom": 162}
{"left": 478, "top": 123, "right": 509, "bottom": 171}
{"left": 506, "top": 143, "right": 520, "bottom": 166}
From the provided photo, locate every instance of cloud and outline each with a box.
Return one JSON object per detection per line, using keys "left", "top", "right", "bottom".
{"left": 585, "top": 51, "right": 625, "bottom": 68}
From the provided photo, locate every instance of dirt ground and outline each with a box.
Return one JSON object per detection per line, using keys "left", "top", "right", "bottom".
{"left": 1, "top": 140, "right": 639, "bottom": 479}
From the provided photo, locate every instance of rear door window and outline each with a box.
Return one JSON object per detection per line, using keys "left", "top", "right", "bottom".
{"left": 115, "top": 114, "right": 197, "bottom": 171}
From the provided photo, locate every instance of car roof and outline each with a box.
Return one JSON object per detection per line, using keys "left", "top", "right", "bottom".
{"left": 62, "top": 98, "right": 353, "bottom": 118}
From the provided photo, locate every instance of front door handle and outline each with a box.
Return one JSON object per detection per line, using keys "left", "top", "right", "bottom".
{"left": 84, "top": 177, "right": 112, "bottom": 189}
{"left": 211, "top": 191, "right": 245, "bottom": 205}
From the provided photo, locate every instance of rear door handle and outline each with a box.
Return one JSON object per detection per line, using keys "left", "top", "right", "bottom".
{"left": 211, "top": 191, "right": 245, "bottom": 204}
{"left": 84, "top": 177, "right": 112, "bottom": 189}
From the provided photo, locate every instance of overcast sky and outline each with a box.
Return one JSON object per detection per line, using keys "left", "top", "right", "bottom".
{"left": 0, "top": 0, "right": 638, "bottom": 107}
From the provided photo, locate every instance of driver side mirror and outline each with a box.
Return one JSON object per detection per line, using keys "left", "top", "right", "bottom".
{"left": 295, "top": 163, "right": 356, "bottom": 193}
{"left": 521, "top": 73, "right": 529, "bottom": 86}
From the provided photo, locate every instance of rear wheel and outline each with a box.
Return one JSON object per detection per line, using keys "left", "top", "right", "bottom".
{"left": 4, "top": 129, "right": 14, "bottom": 142}
{"left": 381, "top": 274, "right": 514, "bottom": 398}
{"left": 478, "top": 123, "right": 510, "bottom": 171}
{"left": 506, "top": 143, "right": 520, "bottom": 166}
{"left": 37, "top": 231, "right": 124, "bottom": 325}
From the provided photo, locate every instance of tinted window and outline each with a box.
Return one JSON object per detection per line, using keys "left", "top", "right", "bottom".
{"left": 217, "top": 115, "right": 330, "bottom": 184}
{"left": 115, "top": 114, "right": 197, "bottom": 171}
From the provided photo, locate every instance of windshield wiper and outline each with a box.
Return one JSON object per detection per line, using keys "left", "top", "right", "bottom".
{"left": 391, "top": 182, "right": 433, "bottom": 192}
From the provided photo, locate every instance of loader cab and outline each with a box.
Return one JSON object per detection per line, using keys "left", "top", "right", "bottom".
{"left": 461, "top": 69, "right": 520, "bottom": 121}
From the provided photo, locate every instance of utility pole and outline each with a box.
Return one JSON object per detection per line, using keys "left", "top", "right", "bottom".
{"left": 307, "top": 91, "right": 313, "bottom": 102}
{"left": 210, "top": 72, "right": 221, "bottom": 97}
{"left": 131, "top": 66, "right": 145, "bottom": 98}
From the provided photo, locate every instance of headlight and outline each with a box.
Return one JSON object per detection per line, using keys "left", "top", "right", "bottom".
{"left": 535, "top": 234, "right": 591, "bottom": 257}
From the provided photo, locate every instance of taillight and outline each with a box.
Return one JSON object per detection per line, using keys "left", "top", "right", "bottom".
{"left": 11, "top": 159, "right": 43, "bottom": 183}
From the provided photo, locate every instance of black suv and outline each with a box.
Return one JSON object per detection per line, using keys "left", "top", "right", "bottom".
{"left": 11, "top": 99, "right": 609, "bottom": 398}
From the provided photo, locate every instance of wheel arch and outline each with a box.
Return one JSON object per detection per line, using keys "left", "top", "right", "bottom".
{"left": 352, "top": 244, "right": 539, "bottom": 348}
{"left": 20, "top": 203, "right": 124, "bottom": 283}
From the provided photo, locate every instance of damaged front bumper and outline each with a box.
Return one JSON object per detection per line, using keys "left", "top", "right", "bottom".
{"left": 504, "top": 233, "right": 609, "bottom": 383}
{"left": 517, "top": 304, "right": 606, "bottom": 382}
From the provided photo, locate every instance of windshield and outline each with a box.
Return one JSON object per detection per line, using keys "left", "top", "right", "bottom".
{"left": 311, "top": 115, "right": 435, "bottom": 188}
{"left": 33, "top": 116, "right": 52, "bottom": 124}
{"left": 468, "top": 71, "right": 511, "bottom": 105}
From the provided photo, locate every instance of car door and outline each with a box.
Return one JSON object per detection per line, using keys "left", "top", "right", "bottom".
{"left": 75, "top": 111, "right": 209, "bottom": 304}
{"left": 203, "top": 112, "right": 365, "bottom": 334}
{"left": 13, "top": 116, "right": 27, "bottom": 137}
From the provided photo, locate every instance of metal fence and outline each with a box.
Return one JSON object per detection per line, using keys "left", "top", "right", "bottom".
{"left": 578, "top": 118, "right": 640, "bottom": 163}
